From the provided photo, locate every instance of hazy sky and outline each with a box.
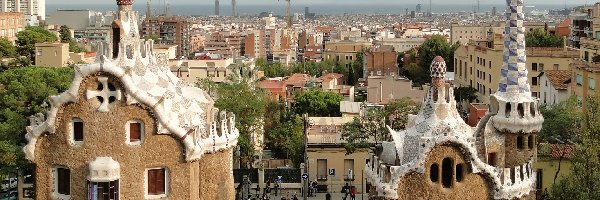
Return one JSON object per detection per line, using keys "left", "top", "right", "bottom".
{"left": 47, "top": 0, "right": 592, "bottom": 5}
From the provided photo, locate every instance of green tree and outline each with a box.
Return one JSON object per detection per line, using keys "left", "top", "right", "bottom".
{"left": 196, "top": 76, "right": 269, "bottom": 169}
{"left": 539, "top": 97, "right": 580, "bottom": 143}
{"left": 0, "top": 37, "right": 16, "bottom": 59}
{"left": 454, "top": 86, "right": 479, "bottom": 103}
{"left": 417, "top": 35, "right": 459, "bottom": 85}
{"left": 341, "top": 106, "right": 388, "bottom": 154}
{"left": 16, "top": 26, "right": 58, "bottom": 59}
{"left": 384, "top": 98, "right": 421, "bottom": 131}
{"left": 403, "top": 62, "right": 425, "bottom": 85}
{"left": 264, "top": 114, "right": 305, "bottom": 165}
{"left": 293, "top": 89, "right": 344, "bottom": 117}
{"left": 58, "top": 25, "right": 71, "bottom": 43}
{"left": 0, "top": 66, "right": 74, "bottom": 174}
{"left": 550, "top": 94, "right": 600, "bottom": 199}
{"left": 526, "top": 28, "right": 564, "bottom": 48}
{"left": 143, "top": 34, "right": 160, "bottom": 44}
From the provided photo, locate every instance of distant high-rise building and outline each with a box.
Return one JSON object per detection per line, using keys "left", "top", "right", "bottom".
{"left": 305, "top": 7, "right": 309, "bottom": 16}
{"left": 0, "top": 0, "right": 45, "bottom": 20}
{"left": 232, "top": 0, "right": 236, "bottom": 16}
{"left": 214, "top": 0, "right": 219, "bottom": 16}
{"left": 416, "top": 4, "right": 422, "bottom": 13}
{"left": 492, "top": 6, "right": 497, "bottom": 15}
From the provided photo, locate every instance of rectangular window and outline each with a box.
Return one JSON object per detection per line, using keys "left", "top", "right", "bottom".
{"left": 553, "top": 64, "right": 559, "bottom": 70}
{"left": 317, "top": 159, "right": 327, "bottom": 180}
{"left": 73, "top": 121, "right": 83, "bottom": 142}
{"left": 147, "top": 168, "right": 166, "bottom": 196}
{"left": 532, "top": 63, "right": 538, "bottom": 71}
{"left": 576, "top": 74, "right": 584, "bottom": 86}
{"left": 37, "top": 49, "right": 42, "bottom": 56}
{"left": 56, "top": 168, "right": 71, "bottom": 195}
{"left": 130, "top": 122, "right": 142, "bottom": 142}
{"left": 532, "top": 77, "right": 538, "bottom": 86}
{"left": 344, "top": 159, "right": 355, "bottom": 180}
{"left": 590, "top": 78, "right": 596, "bottom": 90}
{"left": 88, "top": 180, "right": 119, "bottom": 200}
{"left": 488, "top": 153, "right": 497, "bottom": 167}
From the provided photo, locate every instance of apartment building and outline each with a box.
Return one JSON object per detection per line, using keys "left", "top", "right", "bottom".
{"left": 244, "top": 28, "right": 296, "bottom": 64}
{"left": 454, "top": 38, "right": 578, "bottom": 103}
{"left": 0, "top": 12, "right": 23, "bottom": 42}
{"left": 450, "top": 22, "right": 545, "bottom": 45}
{"left": 306, "top": 116, "right": 368, "bottom": 193}
{"left": 570, "top": 60, "right": 600, "bottom": 108}
{"left": 34, "top": 42, "right": 69, "bottom": 67}
{"left": 366, "top": 76, "right": 425, "bottom": 105}
{"left": 47, "top": 10, "right": 94, "bottom": 31}
{"left": 363, "top": 45, "right": 398, "bottom": 78}
{"left": 375, "top": 37, "right": 425, "bottom": 53}
{"left": 141, "top": 16, "right": 191, "bottom": 58}
{"left": 170, "top": 57, "right": 256, "bottom": 84}
{"left": 323, "top": 39, "right": 372, "bottom": 67}
{"left": 203, "top": 31, "right": 242, "bottom": 58}
{"left": 0, "top": 0, "right": 45, "bottom": 20}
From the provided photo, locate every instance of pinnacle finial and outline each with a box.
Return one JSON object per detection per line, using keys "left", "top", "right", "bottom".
{"left": 430, "top": 56, "right": 447, "bottom": 88}
{"left": 116, "top": 0, "right": 134, "bottom": 6}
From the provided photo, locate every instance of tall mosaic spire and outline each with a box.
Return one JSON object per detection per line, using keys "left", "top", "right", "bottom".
{"left": 497, "top": 0, "right": 531, "bottom": 101}
{"left": 490, "top": 0, "right": 543, "bottom": 134}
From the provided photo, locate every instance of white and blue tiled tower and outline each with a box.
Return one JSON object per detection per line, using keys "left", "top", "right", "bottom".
{"left": 490, "top": 0, "right": 543, "bottom": 134}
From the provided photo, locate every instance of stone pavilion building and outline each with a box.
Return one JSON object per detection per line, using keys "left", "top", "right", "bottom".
{"left": 23, "top": 0, "right": 239, "bottom": 199}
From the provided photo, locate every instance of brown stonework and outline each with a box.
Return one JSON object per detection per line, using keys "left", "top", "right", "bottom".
{"left": 198, "top": 149, "right": 235, "bottom": 200}
{"left": 504, "top": 133, "right": 535, "bottom": 168}
{"left": 395, "top": 145, "right": 493, "bottom": 200}
{"left": 32, "top": 74, "right": 234, "bottom": 199}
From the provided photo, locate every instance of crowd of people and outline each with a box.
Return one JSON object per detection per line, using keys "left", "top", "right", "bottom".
{"left": 236, "top": 176, "right": 356, "bottom": 200}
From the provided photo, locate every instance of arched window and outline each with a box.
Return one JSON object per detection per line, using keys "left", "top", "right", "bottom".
{"left": 430, "top": 163, "right": 439, "bottom": 183}
{"left": 456, "top": 164, "right": 464, "bottom": 182}
{"left": 442, "top": 158, "right": 453, "bottom": 188}
{"left": 517, "top": 103, "right": 525, "bottom": 118}
{"left": 510, "top": 168, "right": 515, "bottom": 184}
{"left": 517, "top": 136, "right": 524, "bottom": 150}
{"left": 520, "top": 165, "right": 524, "bottom": 181}
{"left": 505, "top": 103, "right": 512, "bottom": 117}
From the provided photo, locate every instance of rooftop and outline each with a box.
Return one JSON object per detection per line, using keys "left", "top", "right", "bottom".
{"left": 543, "top": 70, "right": 572, "bottom": 90}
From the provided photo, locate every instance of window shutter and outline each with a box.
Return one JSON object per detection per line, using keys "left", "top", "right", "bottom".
{"left": 130, "top": 123, "right": 141, "bottom": 142}
{"left": 74, "top": 122, "right": 83, "bottom": 141}
{"left": 148, "top": 170, "right": 156, "bottom": 194}
{"left": 156, "top": 169, "right": 165, "bottom": 194}
{"left": 57, "top": 168, "right": 70, "bottom": 195}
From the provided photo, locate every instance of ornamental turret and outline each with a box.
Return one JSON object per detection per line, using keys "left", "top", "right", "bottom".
{"left": 490, "top": 0, "right": 543, "bottom": 133}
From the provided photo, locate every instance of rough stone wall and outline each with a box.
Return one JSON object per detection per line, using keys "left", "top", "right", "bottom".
{"left": 503, "top": 133, "right": 534, "bottom": 168}
{"left": 198, "top": 149, "right": 235, "bottom": 200}
{"left": 395, "top": 145, "right": 493, "bottom": 200}
{"left": 34, "top": 74, "right": 197, "bottom": 199}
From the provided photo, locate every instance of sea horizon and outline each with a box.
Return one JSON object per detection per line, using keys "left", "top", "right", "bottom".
{"left": 46, "top": 3, "right": 579, "bottom": 16}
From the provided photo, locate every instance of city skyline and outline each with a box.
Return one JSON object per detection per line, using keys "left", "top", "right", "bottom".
{"left": 46, "top": 0, "right": 589, "bottom": 5}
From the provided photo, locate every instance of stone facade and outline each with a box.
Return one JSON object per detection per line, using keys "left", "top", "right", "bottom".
{"left": 23, "top": 0, "right": 238, "bottom": 199}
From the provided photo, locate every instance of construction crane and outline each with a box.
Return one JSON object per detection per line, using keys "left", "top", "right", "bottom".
{"left": 278, "top": 0, "right": 292, "bottom": 28}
